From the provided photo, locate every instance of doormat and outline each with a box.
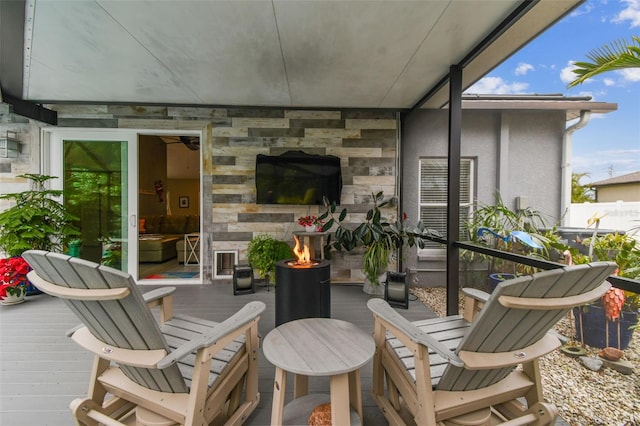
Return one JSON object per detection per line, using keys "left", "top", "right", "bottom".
{"left": 144, "top": 271, "right": 199, "bottom": 279}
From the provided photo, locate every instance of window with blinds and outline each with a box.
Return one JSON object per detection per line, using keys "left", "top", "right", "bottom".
{"left": 419, "top": 158, "right": 474, "bottom": 248}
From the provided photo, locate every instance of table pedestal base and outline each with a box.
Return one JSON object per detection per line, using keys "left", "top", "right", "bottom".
{"left": 272, "top": 369, "right": 363, "bottom": 426}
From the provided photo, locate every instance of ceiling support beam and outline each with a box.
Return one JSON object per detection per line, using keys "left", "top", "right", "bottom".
{"left": 2, "top": 93, "right": 57, "bottom": 125}
{"left": 0, "top": 0, "right": 26, "bottom": 99}
{"left": 446, "top": 64, "right": 462, "bottom": 316}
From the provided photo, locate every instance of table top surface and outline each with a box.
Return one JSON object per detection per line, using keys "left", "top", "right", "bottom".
{"left": 262, "top": 318, "right": 375, "bottom": 376}
{"left": 292, "top": 231, "right": 328, "bottom": 236}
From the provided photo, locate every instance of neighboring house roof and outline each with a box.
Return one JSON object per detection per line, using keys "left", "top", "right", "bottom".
{"left": 1, "top": 0, "right": 582, "bottom": 111}
{"left": 591, "top": 171, "right": 640, "bottom": 187}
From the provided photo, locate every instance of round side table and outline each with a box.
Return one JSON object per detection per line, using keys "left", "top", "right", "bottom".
{"left": 263, "top": 318, "right": 375, "bottom": 425}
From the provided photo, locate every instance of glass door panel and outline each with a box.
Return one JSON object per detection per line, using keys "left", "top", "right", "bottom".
{"left": 63, "top": 140, "right": 128, "bottom": 271}
{"left": 47, "top": 129, "right": 138, "bottom": 278}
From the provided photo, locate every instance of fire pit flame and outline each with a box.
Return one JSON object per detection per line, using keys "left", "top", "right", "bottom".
{"left": 288, "top": 236, "right": 319, "bottom": 268}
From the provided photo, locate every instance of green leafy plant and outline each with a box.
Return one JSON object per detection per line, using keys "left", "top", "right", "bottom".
{"left": 580, "top": 232, "right": 640, "bottom": 314}
{"left": 569, "top": 36, "right": 640, "bottom": 87}
{"left": 568, "top": 218, "right": 640, "bottom": 334}
{"left": 464, "top": 193, "right": 552, "bottom": 276}
{"left": 246, "top": 234, "right": 293, "bottom": 284}
{"left": 319, "top": 191, "right": 438, "bottom": 284}
{"left": 0, "top": 174, "right": 80, "bottom": 257}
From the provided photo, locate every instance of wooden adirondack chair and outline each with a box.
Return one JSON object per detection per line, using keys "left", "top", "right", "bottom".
{"left": 367, "top": 262, "right": 617, "bottom": 426}
{"left": 23, "top": 250, "right": 266, "bottom": 426}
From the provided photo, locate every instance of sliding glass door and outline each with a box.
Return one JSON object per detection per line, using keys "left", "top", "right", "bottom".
{"left": 47, "top": 130, "right": 139, "bottom": 276}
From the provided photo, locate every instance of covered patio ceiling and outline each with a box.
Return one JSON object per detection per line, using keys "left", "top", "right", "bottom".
{"left": 0, "top": 0, "right": 584, "bottom": 116}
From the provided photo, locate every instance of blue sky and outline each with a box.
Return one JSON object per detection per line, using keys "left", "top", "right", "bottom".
{"left": 466, "top": 0, "right": 639, "bottom": 183}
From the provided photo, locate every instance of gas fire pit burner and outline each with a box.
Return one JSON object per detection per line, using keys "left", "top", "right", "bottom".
{"left": 275, "top": 259, "right": 330, "bottom": 326}
{"left": 284, "top": 259, "right": 320, "bottom": 268}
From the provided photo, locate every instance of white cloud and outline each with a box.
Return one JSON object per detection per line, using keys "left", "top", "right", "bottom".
{"left": 577, "top": 91, "right": 595, "bottom": 100}
{"left": 613, "top": 0, "right": 640, "bottom": 27}
{"left": 465, "top": 77, "right": 529, "bottom": 94}
{"left": 573, "top": 149, "right": 640, "bottom": 181}
{"left": 619, "top": 68, "right": 640, "bottom": 82}
{"left": 514, "top": 62, "right": 534, "bottom": 76}
{"left": 560, "top": 61, "right": 580, "bottom": 84}
{"left": 570, "top": 2, "right": 594, "bottom": 17}
{"left": 603, "top": 78, "right": 616, "bottom": 86}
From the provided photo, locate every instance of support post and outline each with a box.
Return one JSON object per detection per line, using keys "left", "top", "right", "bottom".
{"left": 447, "top": 64, "right": 462, "bottom": 316}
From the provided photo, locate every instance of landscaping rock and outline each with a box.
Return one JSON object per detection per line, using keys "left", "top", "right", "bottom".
{"left": 599, "top": 357, "right": 634, "bottom": 375}
{"left": 598, "top": 346, "right": 624, "bottom": 361}
{"left": 579, "top": 356, "right": 603, "bottom": 371}
{"left": 412, "top": 287, "right": 640, "bottom": 426}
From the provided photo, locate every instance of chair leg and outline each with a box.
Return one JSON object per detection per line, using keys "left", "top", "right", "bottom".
{"left": 371, "top": 322, "right": 386, "bottom": 400}
{"left": 70, "top": 398, "right": 111, "bottom": 426}
{"left": 88, "top": 356, "right": 110, "bottom": 404}
{"left": 522, "top": 359, "right": 544, "bottom": 407}
{"left": 386, "top": 371, "right": 401, "bottom": 411}
{"left": 227, "top": 377, "right": 244, "bottom": 417}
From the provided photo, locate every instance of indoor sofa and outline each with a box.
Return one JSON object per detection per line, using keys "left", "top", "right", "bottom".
{"left": 138, "top": 215, "right": 200, "bottom": 263}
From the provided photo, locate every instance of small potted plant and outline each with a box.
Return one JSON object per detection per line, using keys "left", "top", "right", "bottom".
{"left": 298, "top": 215, "right": 324, "bottom": 232}
{"left": 247, "top": 234, "right": 293, "bottom": 285}
{"left": 0, "top": 256, "right": 30, "bottom": 305}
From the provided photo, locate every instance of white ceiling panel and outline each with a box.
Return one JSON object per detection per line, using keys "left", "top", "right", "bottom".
{"left": 274, "top": 1, "right": 448, "bottom": 107}
{"left": 17, "top": 0, "right": 582, "bottom": 110}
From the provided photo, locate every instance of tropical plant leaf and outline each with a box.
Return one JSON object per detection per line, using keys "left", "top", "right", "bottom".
{"left": 568, "top": 36, "right": 640, "bottom": 87}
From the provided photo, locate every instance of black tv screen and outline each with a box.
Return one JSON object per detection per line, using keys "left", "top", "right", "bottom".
{"left": 256, "top": 151, "right": 342, "bottom": 205}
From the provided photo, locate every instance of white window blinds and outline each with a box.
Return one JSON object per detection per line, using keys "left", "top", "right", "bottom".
{"left": 419, "top": 158, "right": 474, "bottom": 247}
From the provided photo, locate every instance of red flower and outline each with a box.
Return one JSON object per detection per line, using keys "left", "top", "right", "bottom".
{"left": 298, "top": 215, "right": 323, "bottom": 229}
{"left": 0, "top": 257, "right": 31, "bottom": 296}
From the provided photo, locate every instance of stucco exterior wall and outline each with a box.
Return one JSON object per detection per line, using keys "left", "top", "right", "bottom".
{"left": 401, "top": 108, "right": 566, "bottom": 286}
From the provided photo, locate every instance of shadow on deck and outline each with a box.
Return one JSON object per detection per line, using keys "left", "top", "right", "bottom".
{"left": 0, "top": 281, "right": 435, "bottom": 425}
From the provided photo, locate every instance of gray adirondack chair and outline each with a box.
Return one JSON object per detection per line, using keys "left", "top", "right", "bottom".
{"left": 23, "top": 250, "right": 266, "bottom": 426}
{"left": 367, "top": 262, "right": 617, "bottom": 426}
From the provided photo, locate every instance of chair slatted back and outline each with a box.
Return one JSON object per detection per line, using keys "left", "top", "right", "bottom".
{"left": 436, "top": 262, "right": 616, "bottom": 391}
{"left": 23, "top": 250, "right": 188, "bottom": 393}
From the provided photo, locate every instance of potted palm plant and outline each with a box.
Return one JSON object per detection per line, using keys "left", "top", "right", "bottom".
{"left": 0, "top": 174, "right": 80, "bottom": 296}
{"left": 463, "top": 194, "right": 552, "bottom": 291}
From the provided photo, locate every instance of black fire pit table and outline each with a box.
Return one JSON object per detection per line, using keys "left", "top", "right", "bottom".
{"left": 275, "top": 259, "right": 330, "bottom": 326}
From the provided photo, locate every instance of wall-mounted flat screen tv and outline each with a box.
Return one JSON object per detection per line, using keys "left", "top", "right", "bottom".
{"left": 256, "top": 151, "right": 342, "bottom": 205}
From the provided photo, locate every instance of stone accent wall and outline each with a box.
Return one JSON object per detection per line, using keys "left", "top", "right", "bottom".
{"left": 209, "top": 108, "right": 399, "bottom": 282}
{"left": 4, "top": 105, "right": 400, "bottom": 281}
{"left": 0, "top": 120, "right": 41, "bottom": 214}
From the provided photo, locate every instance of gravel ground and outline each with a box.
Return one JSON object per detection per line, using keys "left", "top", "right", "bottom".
{"left": 410, "top": 287, "right": 639, "bottom": 426}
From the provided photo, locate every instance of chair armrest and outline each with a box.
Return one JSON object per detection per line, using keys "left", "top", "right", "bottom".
{"left": 461, "top": 287, "right": 490, "bottom": 322}
{"left": 367, "top": 299, "right": 464, "bottom": 367}
{"left": 70, "top": 327, "right": 167, "bottom": 368}
{"left": 143, "top": 287, "right": 176, "bottom": 323}
{"left": 158, "top": 301, "right": 266, "bottom": 368}
{"left": 143, "top": 287, "right": 176, "bottom": 303}
{"left": 461, "top": 287, "right": 490, "bottom": 303}
{"left": 458, "top": 333, "right": 560, "bottom": 369}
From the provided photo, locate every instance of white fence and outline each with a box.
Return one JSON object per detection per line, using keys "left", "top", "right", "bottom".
{"left": 569, "top": 201, "right": 640, "bottom": 239}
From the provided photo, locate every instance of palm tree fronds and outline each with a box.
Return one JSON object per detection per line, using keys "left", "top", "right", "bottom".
{"left": 568, "top": 36, "right": 640, "bottom": 87}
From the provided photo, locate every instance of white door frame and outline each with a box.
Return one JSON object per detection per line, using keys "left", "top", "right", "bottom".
{"left": 43, "top": 127, "right": 203, "bottom": 284}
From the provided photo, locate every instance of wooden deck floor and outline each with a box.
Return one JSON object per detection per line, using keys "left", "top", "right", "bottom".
{"left": 0, "top": 281, "right": 435, "bottom": 425}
